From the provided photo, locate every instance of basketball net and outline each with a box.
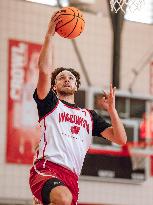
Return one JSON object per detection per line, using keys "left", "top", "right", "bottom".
{"left": 109, "top": 0, "right": 145, "bottom": 14}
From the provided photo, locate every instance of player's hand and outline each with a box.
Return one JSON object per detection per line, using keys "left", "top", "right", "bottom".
{"left": 47, "top": 12, "right": 62, "bottom": 36}
{"left": 100, "top": 84, "right": 116, "bottom": 112}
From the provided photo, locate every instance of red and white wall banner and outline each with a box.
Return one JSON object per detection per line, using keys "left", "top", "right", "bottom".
{"left": 6, "top": 39, "right": 41, "bottom": 164}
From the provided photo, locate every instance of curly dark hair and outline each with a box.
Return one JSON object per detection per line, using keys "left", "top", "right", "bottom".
{"left": 51, "top": 67, "right": 81, "bottom": 89}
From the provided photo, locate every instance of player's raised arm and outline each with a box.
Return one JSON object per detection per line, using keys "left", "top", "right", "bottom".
{"left": 37, "top": 15, "right": 59, "bottom": 100}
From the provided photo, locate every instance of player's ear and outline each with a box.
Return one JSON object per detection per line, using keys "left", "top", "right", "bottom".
{"left": 75, "top": 82, "right": 78, "bottom": 91}
{"left": 53, "top": 85, "right": 56, "bottom": 91}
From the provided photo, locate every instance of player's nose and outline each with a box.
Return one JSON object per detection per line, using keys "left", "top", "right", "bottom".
{"left": 64, "top": 76, "right": 70, "bottom": 82}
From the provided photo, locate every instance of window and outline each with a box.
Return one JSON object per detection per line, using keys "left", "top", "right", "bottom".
{"left": 130, "top": 99, "right": 146, "bottom": 118}
{"left": 116, "top": 96, "right": 129, "bottom": 118}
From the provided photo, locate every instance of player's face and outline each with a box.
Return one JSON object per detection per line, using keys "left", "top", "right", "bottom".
{"left": 54, "top": 70, "right": 77, "bottom": 95}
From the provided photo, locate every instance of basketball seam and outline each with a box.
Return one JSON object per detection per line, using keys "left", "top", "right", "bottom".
{"left": 66, "top": 17, "right": 79, "bottom": 38}
{"left": 55, "top": 13, "right": 85, "bottom": 22}
{"left": 67, "top": 7, "right": 85, "bottom": 22}
{"left": 67, "top": 7, "right": 75, "bottom": 15}
{"left": 56, "top": 15, "right": 76, "bottom": 32}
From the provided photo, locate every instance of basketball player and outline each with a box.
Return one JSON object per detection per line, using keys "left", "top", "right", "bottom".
{"left": 29, "top": 15, "right": 127, "bottom": 205}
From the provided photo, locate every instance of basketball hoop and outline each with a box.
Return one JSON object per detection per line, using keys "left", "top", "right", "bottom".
{"left": 109, "top": 0, "right": 145, "bottom": 14}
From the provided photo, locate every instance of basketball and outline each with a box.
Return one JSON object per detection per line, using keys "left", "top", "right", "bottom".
{"left": 53, "top": 7, "right": 85, "bottom": 39}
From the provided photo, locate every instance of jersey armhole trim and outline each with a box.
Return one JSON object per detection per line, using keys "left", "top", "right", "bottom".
{"left": 85, "top": 109, "right": 93, "bottom": 131}
{"left": 38, "top": 100, "right": 60, "bottom": 122}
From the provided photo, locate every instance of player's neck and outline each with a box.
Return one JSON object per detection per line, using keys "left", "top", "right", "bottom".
{"left": 58, "top": 94, "right": 75, "bottom": 104}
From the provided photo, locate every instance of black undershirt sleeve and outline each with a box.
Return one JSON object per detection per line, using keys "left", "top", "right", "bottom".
{"left": 33, "top": 89, "right": 58, "bottom": 120}
{"left": 89, "top": 110, "right": 111, "bottom": 137}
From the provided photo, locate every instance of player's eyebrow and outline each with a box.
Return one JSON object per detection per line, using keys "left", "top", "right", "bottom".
{"left": 57, "top": 73, "right": 75, "bottom": 79}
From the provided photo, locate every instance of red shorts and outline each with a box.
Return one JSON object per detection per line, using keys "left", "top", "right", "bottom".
{"left": 29, "top": 159, "right": 79, "bottom": 205}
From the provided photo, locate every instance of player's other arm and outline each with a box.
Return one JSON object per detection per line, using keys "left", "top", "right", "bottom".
{"left": 37, "top": 16, "right": 57, "bottom": 100}
{"left": 99, "top": 84, "right": 127, "bottom": 145}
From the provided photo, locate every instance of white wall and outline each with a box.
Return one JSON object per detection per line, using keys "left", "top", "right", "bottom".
{"left": 121, "top": 21, "right": 153, "bottom": 94}
{"left": 0, "top": 0, "right": 153, "bottom": 204}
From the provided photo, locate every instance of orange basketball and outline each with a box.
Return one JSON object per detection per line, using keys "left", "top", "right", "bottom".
{"left": 53, "top": 7, "right": 85, "bottom": 39}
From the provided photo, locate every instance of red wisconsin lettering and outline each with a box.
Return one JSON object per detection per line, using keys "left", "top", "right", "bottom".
{"left": 69, "top": 115, "right": 75, "bottom": 123}
{"left": 59, "top": 112, "right": 66, "bottom": 122}
{"left": 65, "top": 113, "right": 70, "bottom": 122}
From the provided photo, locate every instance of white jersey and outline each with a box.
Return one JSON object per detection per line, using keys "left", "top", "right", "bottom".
{"left": 37, "top": 100, "right": 93, "bottom": 176}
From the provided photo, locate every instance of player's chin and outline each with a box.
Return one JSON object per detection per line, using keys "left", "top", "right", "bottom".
{"left": 60, "top": 88, "right": 75, "bottom": 95}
